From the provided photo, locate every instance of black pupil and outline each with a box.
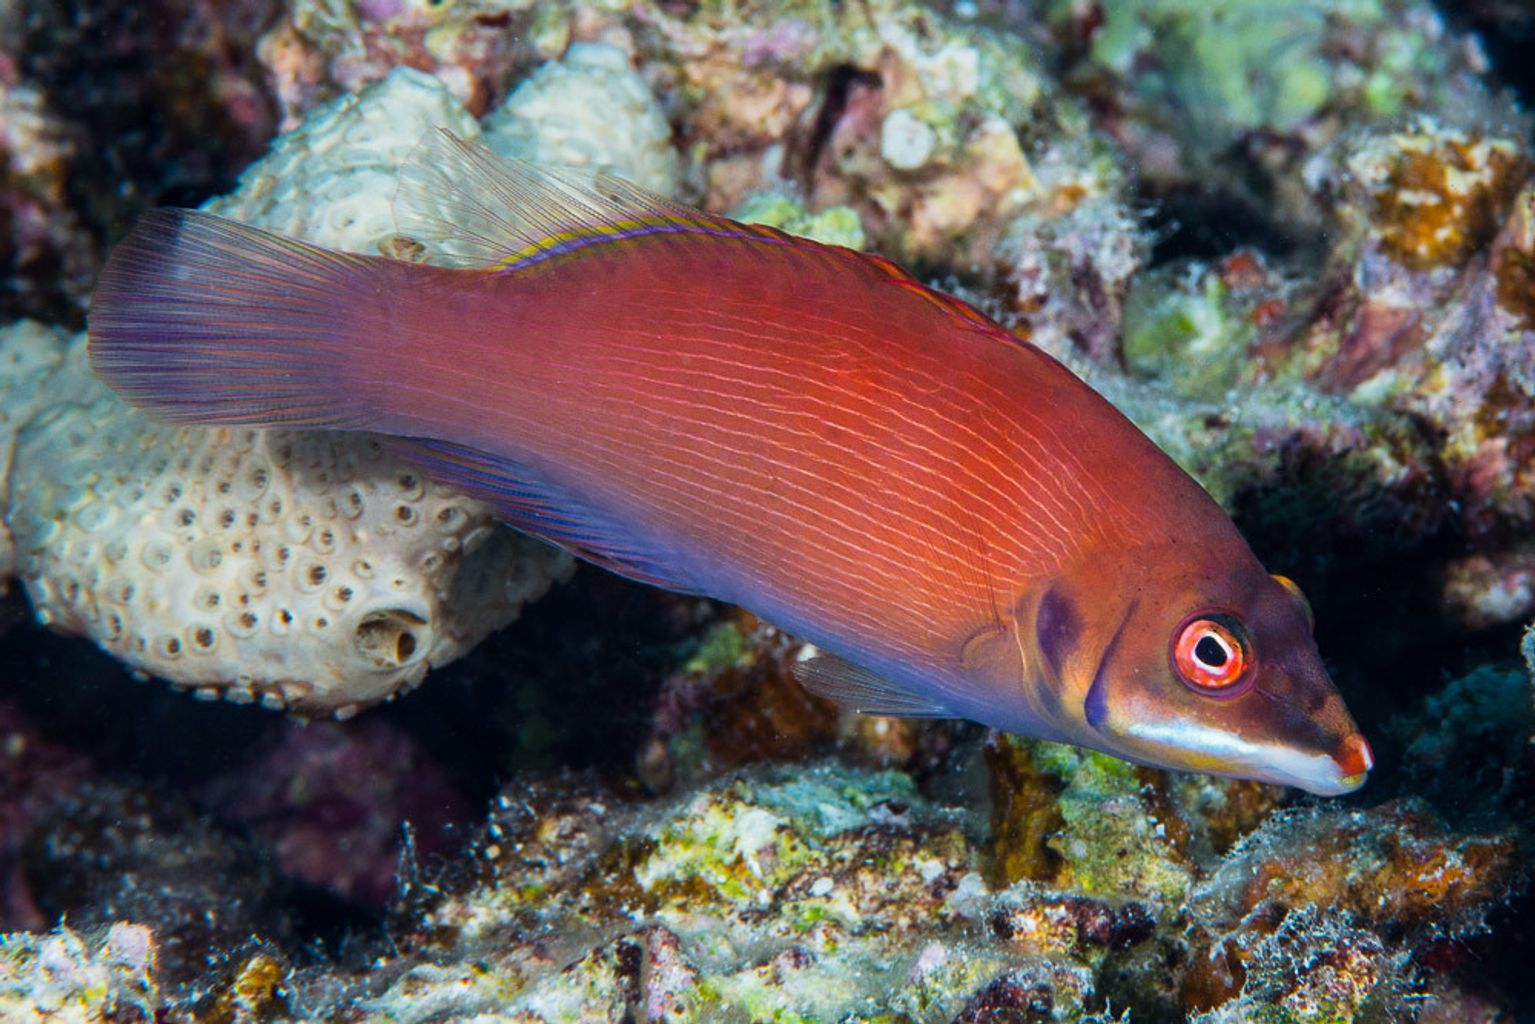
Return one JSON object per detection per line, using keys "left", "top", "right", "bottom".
{"left": 1195, "top": 634, "right": 1228, "bottom": 668}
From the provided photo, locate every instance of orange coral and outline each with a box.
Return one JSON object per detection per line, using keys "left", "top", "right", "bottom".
{"left": 1373, "top": 136, "right": 1528, "bottom": 271}
{"left": 1215, "top": 801, "right": 1517, "bottom": 935}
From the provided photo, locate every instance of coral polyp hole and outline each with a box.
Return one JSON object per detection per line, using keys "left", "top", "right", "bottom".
{"left": 354, "top": 609, "right": 429, "bottom": 669}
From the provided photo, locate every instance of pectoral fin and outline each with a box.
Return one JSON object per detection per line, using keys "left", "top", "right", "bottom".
{"left": 791, "top": 649, "right": 953, "bottom": 718}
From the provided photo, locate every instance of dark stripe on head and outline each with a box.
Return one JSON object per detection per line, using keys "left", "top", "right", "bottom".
{"left": 1084, "top": 599, "right": 1138, "bottom": 733}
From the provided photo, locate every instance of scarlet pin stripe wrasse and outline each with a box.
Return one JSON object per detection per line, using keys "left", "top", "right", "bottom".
{"left": 87, "top": 130, "right": 1372, "bottom": 795}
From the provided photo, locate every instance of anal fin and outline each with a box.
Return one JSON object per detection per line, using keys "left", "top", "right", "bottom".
{"left": 386, "top": 436, "right": 701, "bottom": 594}
{"left": 791, "top": 648, "right": 952, "bottom": 718}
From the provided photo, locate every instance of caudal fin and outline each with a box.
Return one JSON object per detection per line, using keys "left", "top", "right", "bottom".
{"left": 88, "top": 209, "right": 395, "bottom": 428}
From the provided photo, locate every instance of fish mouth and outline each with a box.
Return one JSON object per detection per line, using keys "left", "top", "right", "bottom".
{"left": 1330, "top": 732, "right": 1374, "bottom": 792}
{"left": 1121, "top": 720, "right": 1374, "bottom": 796}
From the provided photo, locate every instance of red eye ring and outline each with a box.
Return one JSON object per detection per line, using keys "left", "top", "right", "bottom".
{"left": 1171, "top": 614, "right": 1253, "bottom": 694}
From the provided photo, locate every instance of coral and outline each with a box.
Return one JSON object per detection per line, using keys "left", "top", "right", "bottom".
{"left": 1443, "top": 543, "right": 1535, "bottom": 630}
{"left": 261, "top": 0, "right": 1134, "bottom": 305}
{"left": 638, "top": 609, "right": 962, "bottom": 795}
{"left": 7, "top": 330, "right": 567, "bottom": 714}
{"left": 0, "top": 321, "right": 69, "bottom": 582}
{"left": 1176, "top": 800, "right": 1519, "bottom": 1018}
{"left": 0, "top": 923, "right": 160, "bottom": 1024}
{"left": 1287, "top": 118, "right": 1535, "bottom": 615}
{"left": 0, "top": 756, "right": 1524, "bottom": 1021}
{"left": 260, "top": 0, "right": 543, "bottom": 125}
{"left": 379, "top": 761, "right": 1112, "bottom": 1023}
{"left": 1120, "top": 252, "right": 1290, "bottom": 399}
{"left": 1045, "top": 0, "right": 1510, "bottom": 200}
{"left": 1, "top": 2, "right": 1533, "bottom": 1020}
{"left": 985, "top": 735, "right": 1195, "bottom": 907}
{"left": 989, "top": 135, "right": 1142, "bottom": 361}
{"left": 480, "top": 41, "right": 681, "bottom": 195}
{"left": 204, "top": 67, "right": 481, "bottom": 254}
{"left": 643, "top": 611, "right": 846, "bottom": 786}
{"left": 1092, "top": 115, "right": 1535, "bottom": 629}
{"left": 0, "top": 78, "right": 95, "bottom": 324}
{"left": 6, "top": 0, "right": 278, "bottom": 322}
{"left": 1390, "top": 664, "right": 1533, "bottom": 821}
{"left": 1, "top": 70, "right": 572, "bottom": 714}
{"left": 1320, "top": 120, "right": 1528, "bottom": 273}
{"left": 1196, "top": 801, "right": 1516, "bottom": 937}
{"left": 1190, "top": 909, "right": 1392, "bottom": 1024}
{"left": 729, "top": 192, "right": 867, "bottom": 250}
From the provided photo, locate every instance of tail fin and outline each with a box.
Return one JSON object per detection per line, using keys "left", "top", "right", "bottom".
{"left": 88, "top": 209, "right": 395, "bottom": 428}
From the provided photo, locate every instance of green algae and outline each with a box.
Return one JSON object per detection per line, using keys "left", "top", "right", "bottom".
{"left": 732, "top": 193, "right": 868, "bottom": 250}
{"left": 1053, "top": 0, "right": 1451, "bottom": 144}
{"left": 683, "top": 618, "right": 751, "bottom": 674}
{"left": 1035, "top": 744, "right": 1193, "bottom": 906}
{"left": 631, "top": 765, "right": 926, "bottom": 913}
{"left": 993, "top": 738, "right": 1193, "bottom": 907}
{"left": 1122, "top": 266, "right": 1254, "bottom": 399}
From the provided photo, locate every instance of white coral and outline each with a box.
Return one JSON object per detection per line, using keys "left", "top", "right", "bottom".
{"left": 2, "top": 67, "right": 577, "bottom": 715}
{"left": 204, "top": 65, "right": 482, "bottom": 252}
{"left": 480, "top": 42, "right": 682, "bottom": 196}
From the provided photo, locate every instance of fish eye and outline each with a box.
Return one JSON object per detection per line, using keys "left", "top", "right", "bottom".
{"left": 1171, "top": 614, "right": 1252, "bottom": 694}
{"left": 1272, "top": 574, "right": 1314, "bottom": 632}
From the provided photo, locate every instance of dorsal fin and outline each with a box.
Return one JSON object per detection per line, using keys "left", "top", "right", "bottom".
{"left": 394, "top": 128, "right": 793, "bottom": 270}
{"left": 791, "top": 648, "right": 952, "bottom": 718}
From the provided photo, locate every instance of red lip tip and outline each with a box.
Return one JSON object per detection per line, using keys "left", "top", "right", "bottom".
{"left": 1334, "top": 732, "right": 1374, "bottom": 779}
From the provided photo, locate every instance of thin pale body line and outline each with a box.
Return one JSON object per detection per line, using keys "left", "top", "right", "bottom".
{"left": 494, "top": 425, "right": 1010, "bottom": 644}
{"left": 596, "top": 394, "right": 1074, "bottom": 573}
{"left": 390, "top": 349, "right": 1077, "bottom": 549}
{"left": 606, "top": 309, "right": 1129, "bottom": 532}
{"left": 572, "top": 361, "right": 1084, "bottom": 552}
{"left": 464, "top": 368, "right": 1077, "bottom": 571}
{"left": 399, "top": 397, "right": 993, "bottom": 646}
{"left": 457, "top": 286, "right": 1053, "bottom": 467}
{"left": 610, "top": 280, "right": 1105, "bottom": 465}
{"left": 544, "top": 437, "right": 1044, "bottom": 642}
{"left": 387, "top": 365, "right": 1078, "bottom": 573}
{"left": 493, "top": 335, "right": 1093, "bottom": 540}
{"left": 576, "top": 359, "right": 1078, "bottom": 544}
{"left": 572, "top": 328, "right": 1101, "bottom": 528}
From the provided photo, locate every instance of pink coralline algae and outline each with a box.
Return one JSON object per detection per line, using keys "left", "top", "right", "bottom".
{"left": 198, "top": 717, "right": 472, "bottom": 908}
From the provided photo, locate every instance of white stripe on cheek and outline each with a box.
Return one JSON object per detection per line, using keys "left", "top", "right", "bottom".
{"left": 1124, "top": 720, "right": 1359, "bottom": 795}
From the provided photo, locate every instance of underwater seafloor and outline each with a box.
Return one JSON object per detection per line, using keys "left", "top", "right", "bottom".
{"left": 2, "top": 0, "right": 1535, "bottom": 1020}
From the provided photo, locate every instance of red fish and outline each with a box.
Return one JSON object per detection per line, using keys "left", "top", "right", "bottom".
{"left": 88, "top": 132, "right": 1372, "bottom": 793}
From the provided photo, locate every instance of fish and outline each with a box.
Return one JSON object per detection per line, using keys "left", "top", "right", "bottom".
{"left": 87, "top": 130, "right": 1373, "bottom": 795}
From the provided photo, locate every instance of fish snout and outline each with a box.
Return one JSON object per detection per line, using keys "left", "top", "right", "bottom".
{"left": 1331, "top": 731, "right": 1374, "bottom": 790}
